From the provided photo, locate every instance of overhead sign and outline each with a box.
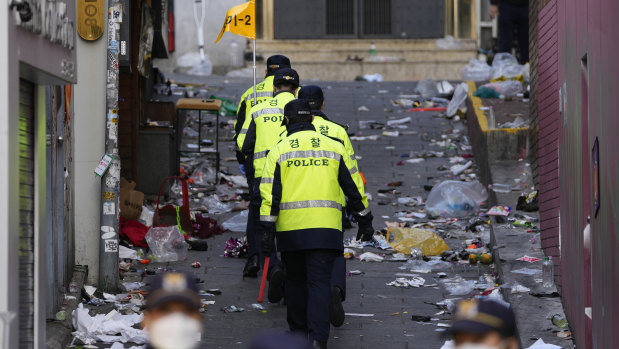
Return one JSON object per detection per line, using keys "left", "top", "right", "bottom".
{"left": 214, "top": 1, "right": 255, "bottom": 44}
{"left": 78, "top": 0, "right": 104, "bottom": 41}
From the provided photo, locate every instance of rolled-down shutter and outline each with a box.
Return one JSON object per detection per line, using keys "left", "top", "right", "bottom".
{"left": 18, "top": 79, "right": 35, "bottom": 348}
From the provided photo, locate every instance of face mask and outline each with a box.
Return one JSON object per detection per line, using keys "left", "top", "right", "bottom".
{"left": 147, "top": 312, "right": 201, "bottom": 349}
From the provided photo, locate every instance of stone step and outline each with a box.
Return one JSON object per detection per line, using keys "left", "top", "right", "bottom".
{"left": 289, "top": 60, "right": 469, "bottom": 81}
{"left": 256, "top": 39, "right": 477, "bottom": 51}
{"left": 259, "top": 48, "right": 475, "bottom": 63}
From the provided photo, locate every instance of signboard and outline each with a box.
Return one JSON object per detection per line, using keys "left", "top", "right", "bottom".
{"left": 78, "top": 0, "right": 105, "bottom": 41}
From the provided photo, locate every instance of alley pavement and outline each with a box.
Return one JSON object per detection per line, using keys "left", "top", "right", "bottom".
{"left": 87, "top": 77, "right": 494, "bottom": 349}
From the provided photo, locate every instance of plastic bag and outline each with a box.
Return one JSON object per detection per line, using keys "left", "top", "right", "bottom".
{"left": 491, "top": 53, "right": 523, "bottom": 80}
{"left": 189, "top": 164, "right": 216, "bottom": 187}
{"left": 386, "top": 227, "right": 450, "bottom": 256}
{"left": 406, "top": 259, "right": 452, "bottom": 273}
{"left": 222, "top": 211, "right": 248, "bottom": 232}
{"left": 480, "top": 80, "right": 523, "bottom": 97}
{"left": 415, "top": 79, "right": 439, "bottom": 99}
{"left": 446, "top": 83, "right": 469, "bottom": 117}
{"left": 436, "top": 36, "right": 461, "bottom": 50}
{"left": 441, "top": 276, "right": 476, "bottom": 295}
{"left": 144, "top": 226, "right": 189, "bottom": 262}
{"left": 202, "top": 195, "right": 234, "bottom": 214}
{"left": 425, "top": 180, "right": 488, "bottom": 218}
{"left": 461, "top": 58, "right": 492, "bottom": 81}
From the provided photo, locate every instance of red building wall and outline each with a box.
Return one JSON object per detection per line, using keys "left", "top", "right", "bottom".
{"left": 537, "top": 0, "right": 619, "bottom": 347}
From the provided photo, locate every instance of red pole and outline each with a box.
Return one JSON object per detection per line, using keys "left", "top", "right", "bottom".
{"left": 257, "top": 257, "right": 270, "bottom": 303}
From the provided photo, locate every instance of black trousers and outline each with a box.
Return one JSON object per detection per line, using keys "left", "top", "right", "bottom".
{"left": 249, "top": 177, "right": 280, "bottom": 268}
{"left": 498, "top": 2, "right": 529, "bottom": 64}
{"left": 282, "top": 249, "right": 340, "bottom": 343}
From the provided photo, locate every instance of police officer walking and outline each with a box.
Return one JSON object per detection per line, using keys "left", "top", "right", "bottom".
{"left": 298, "top": 85, "right": 370, "bottom": 328}
{"left": 235, "top": 55, "right": 292, "bottom": 278}
{"left": 258, "top": 100, "right": 374, "bottom": 348}
{"left": 240, "top": 68, "right": 301, "bottom": 301}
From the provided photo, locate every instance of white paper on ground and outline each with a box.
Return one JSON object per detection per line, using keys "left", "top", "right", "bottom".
{"left": 119, "top": 245, "right": 139, "bottom": 259}
{"left": 359, "top": 252, "right": 384, "bottom": 262}
{"left": 440, "top": 340, "right": 455, "bottom": 349}
{"left": 526, "top": 339, "right": 562, "bottom": 349}
{"left": 72, "top": 303, "right": 147, "bottom": 344}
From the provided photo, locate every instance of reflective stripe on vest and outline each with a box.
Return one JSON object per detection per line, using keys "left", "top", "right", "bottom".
{"left": 279, "top": 200, "right": 342, "bottom": 211}
{"left": 245, "top": 91, "right": 273, "bottom": 101}
{"left": 253, "top": 108, "right": 284, "bottom": 119}
{"left": 277, "top": 150, "right": 342, "bottom": 163}
{"left": 254, "top": 150, "right": 269, "bottom": 160}
{"left": 261, "top": 177, "right": 274, "bottom": 184}
{"left": 260, "top": 215, "right": 277, "bottom": 222}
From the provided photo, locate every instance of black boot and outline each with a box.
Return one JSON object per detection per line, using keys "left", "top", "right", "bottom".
{"left": 312, "top": 340, "right": 327, "bottom": 349}
{"left": 243, "top": 255, "right": 259, "bottom": 277}
{"left": 267, "top": 265, "right": 284, "bottom": 303}
{"left": 330, "top": 286, "right": 345, "bottom": 327}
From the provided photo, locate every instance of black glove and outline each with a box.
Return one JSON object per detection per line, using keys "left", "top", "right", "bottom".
{"left": 355, "top": 212, "right": 374, "bottom": 241}
{"left": 261, "top": 229, "right": 276, "bottom": 256}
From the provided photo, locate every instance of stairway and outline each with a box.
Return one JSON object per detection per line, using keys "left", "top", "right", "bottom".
{"left": 255, "top": 39, "right": 477, "bottom": 81}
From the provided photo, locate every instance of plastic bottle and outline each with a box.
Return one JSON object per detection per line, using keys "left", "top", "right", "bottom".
{"left": 542, "top": 256, "right": 554, "bottom": 288}
{"left": 369, "top": 42, "right": 376, "bottom": 56}
{"left": 487, "top": 106, "right": 496, "bottom": 129}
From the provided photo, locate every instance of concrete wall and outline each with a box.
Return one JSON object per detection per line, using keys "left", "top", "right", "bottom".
{"left": 73, "top": 9, "right": 109, "bottom": 286}
{"left": 153, "top": 0, "right": 247, "bottom": 74}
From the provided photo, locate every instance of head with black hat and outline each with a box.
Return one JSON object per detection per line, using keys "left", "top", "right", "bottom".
{"left": 142, "top": 272, "right": 202, "bottom": 349}
{"left": 449, "top": 298, "right": 518, "bottom": 349}
{"left": 298, "top": 85, "right": 325, "bottom": 112}
{"left": 282, "top": 99, "right": 313, "bottom": 127}
{"left": 266, "top": 55, "right": 291, "bottom": 77}
{"left": 273, "top": 68, "right": 300, "bottom": 95}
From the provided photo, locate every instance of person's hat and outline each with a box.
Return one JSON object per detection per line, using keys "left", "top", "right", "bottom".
{"left": 273, "top": 68, "right": 300, "bottom": 89}
{"left": 449, "top": 299, "right": 516, "bottom": 338}
{"left": 282, "top": 99, "right": 312, "bottom": 125}
{"left": 298, "top": 85, "right": 324, "bottom": 110}
{"left": 266, "top": 55, "right": 291, "bottom": 75}
{"left": 146, "top": 272, "right": 201, "bottom": 310}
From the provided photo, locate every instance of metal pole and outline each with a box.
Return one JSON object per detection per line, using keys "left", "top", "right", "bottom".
{"left": 252, "top": 39, "right": 257, "bottom": 104}
{"left": 99, "top": 0, "right": 122, "bottom": 292}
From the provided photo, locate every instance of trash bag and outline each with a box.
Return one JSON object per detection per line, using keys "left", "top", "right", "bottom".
{"left": 415, "top": 79, "right": 439, "bottom": 99}
{"left": 425, "top": 180, "right": 488, "bottom": 218}
{"left": 202, "top": 195, "right": 234, "bottom": 214}
{"left": 461, "top": 58, "right": 492, "bottom": 81}
{"left": 193, "top": 213, "right": 225, "bottom": 239}
{"left": 222, "top": 210, "right": 248, "bottom": 232}
{"left": 480, "top": 80, "right": 523, "bottom": 97}
{"left": 441, "top": 275, "right": 476, "bottom": 295}
{"left": 144, "top": 226, "right": 189, "bottom": 262}
{"left": 189, "top": 164, "right": 216, "bottom": 187}
{"left": 386, "top": 227, "right": 450, "bottom": 256}
{"left": 491, "top": 53, "right": 524, "bottom": 81}
{"left": 210, "top": 95, "right": 238, "bottom": 116}
{"left": 436, "top": 35, "right": 461, "bottom": 50}
{"left": 446, "top": 83, "right": 469, "bottom": 117}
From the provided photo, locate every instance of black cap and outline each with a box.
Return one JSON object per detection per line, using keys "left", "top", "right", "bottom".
{"left": 283, "top": 99, "right": 312, "bottom": 125}
{"left": 273, "top": 68, "right": 300, "bottom": 89}
{"left": 266, "top": 55, "right": 291, "bottom": 75}
{"left": 146, "top": 272, "right": 201, "bottom": 310}
{"left": 298, "top": 85, "right": 324, "bottom": 110}
{"left": 450, "top": 299, "right": 517, "bottom": 338}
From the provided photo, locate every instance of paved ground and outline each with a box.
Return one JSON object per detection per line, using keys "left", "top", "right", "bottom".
{"left": 85, "top": 77, "right": 497, "bottom": 349}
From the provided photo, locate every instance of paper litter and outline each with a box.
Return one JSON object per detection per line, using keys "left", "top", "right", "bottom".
{"left": 359, "top": 252, "right": 384, "bottom": 262}
{"left": 72, "top": 303, "right": 147, "bottom": 345}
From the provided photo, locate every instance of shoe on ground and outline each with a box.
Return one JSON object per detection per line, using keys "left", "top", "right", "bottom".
{"left": 329, "top": 286, "right": 345, "bottom": 327}
{"left": 243, "top": 255, "right": 259, "bottom": 278}
{"left": 267, "top": 266, "right": 284, "bottom": 303}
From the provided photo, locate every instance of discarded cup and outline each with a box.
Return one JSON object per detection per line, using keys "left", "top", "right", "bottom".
{"left": 551, "top": 314, "right": 568, "bottom": 328}
{"left": 410, "top": 248, "right": 423, "bottom": 260}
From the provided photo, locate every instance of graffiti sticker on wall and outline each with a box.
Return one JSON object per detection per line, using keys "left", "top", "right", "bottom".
{"left": 104, "top": 239, "right": 119, "bottom": 252}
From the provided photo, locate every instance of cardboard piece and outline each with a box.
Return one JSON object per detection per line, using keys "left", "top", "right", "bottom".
{"left": 120, "top": 178, "right": 144, "bottom": 220}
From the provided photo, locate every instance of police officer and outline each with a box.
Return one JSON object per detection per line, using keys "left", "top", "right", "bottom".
{"left": 240, "top": 68, "right": 300, "bottom": 300}
{"left": 298, "top": 85, "right": 360, "bottom": 328}
{"left": 235, "top": 55, "right": 291, "bottom": 277}
{"left": 258, "top": 100, "right": 374, "bottom": 348}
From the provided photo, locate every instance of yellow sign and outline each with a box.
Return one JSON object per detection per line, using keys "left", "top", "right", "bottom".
{"left": 214, "top": 1, "right": 255, "bottom": 44}
{"left": 77, "top": 0, "right": 104, "bottom": 41}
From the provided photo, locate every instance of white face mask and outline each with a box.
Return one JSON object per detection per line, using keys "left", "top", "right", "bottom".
{"left": 147, "top": 312, "right": 202, "bottom": 349}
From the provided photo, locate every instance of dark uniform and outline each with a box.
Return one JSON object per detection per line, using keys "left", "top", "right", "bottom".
{"left": 259, "top": 100, "right": 374, "bottom": 348}
{"left": 235, "top": 55, "right": 291, "bottom": 277}
{"left": 491, "top": 0, "right": 529, "bottom": 64}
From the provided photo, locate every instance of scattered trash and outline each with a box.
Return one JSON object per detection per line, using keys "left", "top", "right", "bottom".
{"left": 510, "top": 284, "right": 531, "bottom": 294}
{"left": 446, "top": 83, "right": 469, "bottom": 117}
{"left": 517, "top": 190, "right": 539, "bottom": 211}
{"left": 436, "top": 35, "right": 461, "bottom": 50}
{"left": 359, "top": 252, "right": 384, "bottom": 262}
{"left": 387, "top": 277, "right": 426, "bottom": 288}
{"left": 491, "top": 52, "right": 525, "bottom": 81}
{"left": 222, "top": 210, "right": 249, "bottom": 232}
{"left": 526, "top": 339, "right": 562, "bottom": 349}
{"left": 406, "top": 158, "right": 425, "bottom": 164}
{"left": 251, "top": 303, "right": 264, "bottom": 310}
{"left": 461, "top": 58, "right": 492, "bottom": 81}
{"left": 511, "top": 267, "right": 542, "bottom": 275}
{"left": 362, "top": 73, "right": 384, "bottom": 82}
{"left": 450, "top": 160, "right": 473, "bottom": 175}
{"left": 386, "top": 227, "right": 449, "bottom": 256}
{"left": 358, "top": 106, "right": 370, "bottom": 112}
{"left": 487, "top": 205, "right": 511, "bottom": 216}
{"left": 516, "top": 256, "right": 541, "bottom": 263}
{"left": 72, "top": 304, "right": 147, "bottom": 345}
{"left": 415, "top": 79, "right": 439, "bottom": 99}
{"left": 223, "top": 238, "right": 248, "bottom": 258}
{"left": 221, "top": 305, "right": 245, "bottom": 313}
{"left": 425, "top": 180, "right": 488, "bottom": 218}
{"left": 551, "top": 314, "right": 568, "bottom": 328}
{"left": 191, "top": 261, "right": 201, "bottom": 268}
{"left": 144, "top": 226, "right": 189, "bottom": 263}
{"left": 480, "top": 80, "right": 523, "bottom": 97}
{"left": 441, "top": 276, "right": 475, "bottom": 295}
{"left": 411, "top": 315, "right": 432, "bottom": 322}
{"left": 119, "top": 245, "right": 139, "bottom": 260}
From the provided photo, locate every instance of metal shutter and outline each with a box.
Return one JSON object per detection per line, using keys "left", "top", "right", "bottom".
{"left": 18, "top": 79, "right": 35, "bottom": 348}
{"left": 392, "top": 0, "right": 444, "bottom": 38}
{"left": 362, "top": 0, "right": 392, "bottom": 36}
{"left": 273, "top": 0, "right": 326, "bottom": 39}
{"left": 326, "top": 0, "right": 355, "bottom": 36}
